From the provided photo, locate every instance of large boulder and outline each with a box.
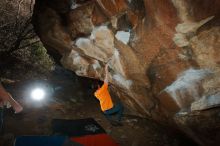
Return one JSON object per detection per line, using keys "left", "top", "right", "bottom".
{"left": 33, "top": 0, "right": 220, "bottom": 145}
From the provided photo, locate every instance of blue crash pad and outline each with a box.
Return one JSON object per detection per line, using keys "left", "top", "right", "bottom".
{"left": 15, "top": 136, "right": 70, "bottom": 146}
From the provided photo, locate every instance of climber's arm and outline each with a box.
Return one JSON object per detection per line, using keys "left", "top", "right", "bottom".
{"left": 104, "top": 63, "right": 109, "bottom": 84}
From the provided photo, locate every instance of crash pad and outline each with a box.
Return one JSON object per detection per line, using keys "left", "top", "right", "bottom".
{"left": 52, "top": 118, "right": 105, "bottom": 137}
{"left": 14, "top": 136, "right": 82, "bottom": 146}
{"left": 71, "top": 134, "right": 120, "bottom": 146}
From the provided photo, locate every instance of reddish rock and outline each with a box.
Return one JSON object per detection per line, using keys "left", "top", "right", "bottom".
{"left": 91, "top": 4, "right": 108, "bottom": 26}
{"left": 96, "top": 0, "right": 127, "bottom": 17}
{"left": 67, "top": 2, "right": 95, "bottom": 39}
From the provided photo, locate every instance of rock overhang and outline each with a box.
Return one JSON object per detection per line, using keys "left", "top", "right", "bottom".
{"left": 33, "top": 0, "right": 220, "bottom": 145}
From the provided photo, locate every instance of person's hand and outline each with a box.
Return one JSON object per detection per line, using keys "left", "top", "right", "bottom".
{"left": 14, "top": 104, "right": 23, "bottom": 114}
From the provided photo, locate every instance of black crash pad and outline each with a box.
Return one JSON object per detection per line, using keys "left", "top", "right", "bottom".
{"left": 52, "top": 118, "right": 106, "bottom": 137}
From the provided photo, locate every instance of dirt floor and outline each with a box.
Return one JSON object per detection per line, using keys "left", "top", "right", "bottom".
{"left": 0, "top": 68, "right": 197, "bottom": 146}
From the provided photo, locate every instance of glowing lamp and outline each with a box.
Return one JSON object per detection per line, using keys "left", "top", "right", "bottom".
{"left": 31, "top": 88, "right": 45, "bottom": 101}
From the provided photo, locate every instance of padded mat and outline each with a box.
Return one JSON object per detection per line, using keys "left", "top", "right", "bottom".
{"left": 14, "top": 136, "right": 82, "bottom": 146}
{"left": 71, "top": 134, "right": 120, "bottom": 146}
{"left": 52, "top": 118, "right": 106, "bottom": 137}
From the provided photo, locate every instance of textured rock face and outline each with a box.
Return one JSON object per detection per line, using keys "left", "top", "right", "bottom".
{"left": 33, "top": 0, "right": 220, "bottom": 145}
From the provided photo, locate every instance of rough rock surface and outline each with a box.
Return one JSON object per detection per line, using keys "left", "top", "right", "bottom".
{"left": 33, "top": 0, "right": 220, "bottom": 145}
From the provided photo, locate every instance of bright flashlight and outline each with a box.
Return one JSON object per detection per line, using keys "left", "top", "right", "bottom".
{"left": 31, "top": 88, "right": 45, "bottom": 101}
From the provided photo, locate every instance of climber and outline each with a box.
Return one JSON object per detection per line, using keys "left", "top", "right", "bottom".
{"left": 0, "top": 82, "right": 23, "bottom": 114}
{"left": 94, "top": 63, "right": 124, "bottom": 126}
